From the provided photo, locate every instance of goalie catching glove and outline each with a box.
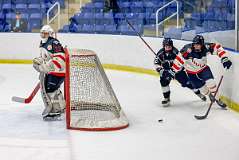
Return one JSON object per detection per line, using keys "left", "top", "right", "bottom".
{"left": 33, "top": 57, "right": 54, "bottom": 73}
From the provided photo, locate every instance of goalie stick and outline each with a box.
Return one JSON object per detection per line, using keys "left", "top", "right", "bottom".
{"left": 12, "top": 82, "right": 40, "bottom": 103}
{"left": 194, "top": 76, "right": 224, "bottom": 120}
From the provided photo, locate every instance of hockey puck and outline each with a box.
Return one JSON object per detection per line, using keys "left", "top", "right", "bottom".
{"left": 158, "top": 119, "right": 163, "bottom": 122}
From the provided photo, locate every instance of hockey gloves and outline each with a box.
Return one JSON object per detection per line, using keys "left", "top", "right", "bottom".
{"left": 33, "top": 57, "right": 50, "bottom": 73}
{"left": 167, "top": 69, "right": 175, "bottom": 80}
{"left": 158, "top": 68, "right": 175, "bottom": 81}
{"left": 221, "top": 57, "right": 232, "bottom": 69}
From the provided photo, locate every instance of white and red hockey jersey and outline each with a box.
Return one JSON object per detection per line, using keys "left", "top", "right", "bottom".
{"left": 172, "top": 43, "right": 228, "bottom": 74}
{"left": 39, "top": 37, "right": 65, "bottom": 77}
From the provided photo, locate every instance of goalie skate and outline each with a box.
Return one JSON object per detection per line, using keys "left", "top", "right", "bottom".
{"left": 43, "top": 113, "right": 62, "bottom": 121}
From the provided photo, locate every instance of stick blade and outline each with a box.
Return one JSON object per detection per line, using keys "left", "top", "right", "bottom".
{"left": 194, "top": 115, "right": 207, "bottom": 120}
{"left": 11, "top": 96, "right": 26, "bottom": 103}
{"left": 11, "top": 82, "right": 40, "bottom": 104}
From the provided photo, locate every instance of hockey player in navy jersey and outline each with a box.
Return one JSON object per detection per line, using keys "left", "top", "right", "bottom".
{"left": 33, "top": 25, "right": 66, "bottom": 120}
{"left": 154, "top": 38, "right": 206, "bottom": 107}
{"left": 172, "top": 35, "right": 232, "bottom": 108}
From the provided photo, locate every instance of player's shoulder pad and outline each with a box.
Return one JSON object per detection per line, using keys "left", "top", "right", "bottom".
{"left": 204, "top": 42, "right": 216, "bottom": 54}
{"left": 156, "top": 48, "right": 164, "bottom": 56}
{"left": 172, "top": 47, "right": 179, "bottom": 55}
{"left": 180, "top": 43, "right": 192, "bottom": 53}
{"left": 180, "top": 43, "right": 192, "bottom": 58}
{"left": 46, "top": 37, "right": 59, "bottom": 45}
{"left": 52, "top": 38, "right": 61, "bottom": 45}
{"left": 204, "top": 42, "right": 214, "bottom": 49}
{"left": 48, "top": 37, "right": 64, "bottom": 53}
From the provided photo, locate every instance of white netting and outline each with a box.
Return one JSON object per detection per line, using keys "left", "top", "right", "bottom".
{"left": 67, "top": 49, "right": 128, "bottom": 130}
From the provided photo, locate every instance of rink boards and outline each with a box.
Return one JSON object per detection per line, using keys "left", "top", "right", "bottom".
{"left": 0, "top": 33, "right": 238, "bottom": 112}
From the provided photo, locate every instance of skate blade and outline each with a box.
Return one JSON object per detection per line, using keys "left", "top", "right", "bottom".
{"left": 162, "top": 103, "right": 170, "bottom": 107}
{"left": 215, "top": 102, "right": 228, "bottom": 110}
{"left": 219, "top": 107, "right": 227, "bottom": 110}
{"left": 43, "top": 115, "right": 62, "bottom": 121}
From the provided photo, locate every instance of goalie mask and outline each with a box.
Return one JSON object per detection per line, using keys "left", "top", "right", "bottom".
{"left": 40, "top": 25, "right": 54, "bottom": 43}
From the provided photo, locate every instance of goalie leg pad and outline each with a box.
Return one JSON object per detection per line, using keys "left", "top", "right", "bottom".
{"left": 40, "top": 74, "right": 65, "bottom": 119}
{"left": 47, "top": 89, "right": 65, "bottom": 114}
{"left": 40, "top": 73, "right": 54, "bottom": 117}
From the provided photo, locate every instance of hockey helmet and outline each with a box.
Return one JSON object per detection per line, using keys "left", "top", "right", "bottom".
{"left": 40, "top": 25, "right": 54, "bottom": 35}
{"left": 163, "top": 38, "right": 173, "bottom": 47}
{"left": 193, "top": 35, "right": 204, "bottom": 45}
{"left": 40, "top": 25, "right": 54, "bottom": 43}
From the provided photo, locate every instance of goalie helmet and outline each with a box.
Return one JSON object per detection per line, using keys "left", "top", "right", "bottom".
{"left": 40, "top": 25, "right": 54, "bottom": 34}
{"left": 40, "top": 25, "right": 54, "bottom": 43}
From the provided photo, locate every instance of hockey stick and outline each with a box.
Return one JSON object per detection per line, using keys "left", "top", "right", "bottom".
{"left": 194, "top": 76, "right": 224, "bottom": 120}
{"left": 112, "top": 1, "right": 157, "bottom": 56}
{"left": 125, "top": 18, "right": 157, "bottom": 56}
{"left": 12, "top": 82, "right": 40, "bottom": 103}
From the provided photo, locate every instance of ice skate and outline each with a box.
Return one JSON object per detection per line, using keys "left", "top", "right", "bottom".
{"left": 216, "top": 99, "right": 227, "bottom": 109}
{"left": 43, "top": 112, "right": 62, "bottom": 121}
{"left": 208, "top": 94, "right": 227, "bottom": 109}
{"left": 162, "top": 98, "right": 170, "bottom": 107}
{"left": 195, "top": 92, "right": 207, "bottom": 101}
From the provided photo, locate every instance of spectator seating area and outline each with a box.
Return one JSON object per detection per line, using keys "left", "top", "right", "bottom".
{"left": 61, "top": 0, "right": 235, "bottom": 38}
{"left": 163, "top": 0, "right": 235, "bottom": 39}
{"left": 0, "top": 0, "right": 236, "bottom": 37}
{"left": 183, "top": 0, "right": 235, "bottom": 33}
{"left": 0, "top": 0, "right": 65, "bottom": 32}
{"left": 60, "top": 0, "right": 179, "bottom": 35}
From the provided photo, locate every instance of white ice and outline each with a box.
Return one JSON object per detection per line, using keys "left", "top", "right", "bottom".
{"left": 0, "top": 64, "right": 239, "bottom": 160}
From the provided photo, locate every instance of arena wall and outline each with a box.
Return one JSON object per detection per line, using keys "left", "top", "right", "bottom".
{"left": 0, "top": 33, "right": 238, "bottom": 111}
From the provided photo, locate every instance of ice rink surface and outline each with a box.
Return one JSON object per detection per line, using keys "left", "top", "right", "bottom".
{"left": 0, "top": 64, "right": 239, "bottom": 160}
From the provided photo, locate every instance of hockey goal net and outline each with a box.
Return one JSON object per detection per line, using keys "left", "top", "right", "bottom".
{"left": 65, "top": 48, "right": 129, "bottom": 131}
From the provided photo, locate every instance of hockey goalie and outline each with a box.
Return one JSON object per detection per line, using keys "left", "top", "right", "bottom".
{"left": 33, "top": 25, "right": 65, "bottom": 121}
